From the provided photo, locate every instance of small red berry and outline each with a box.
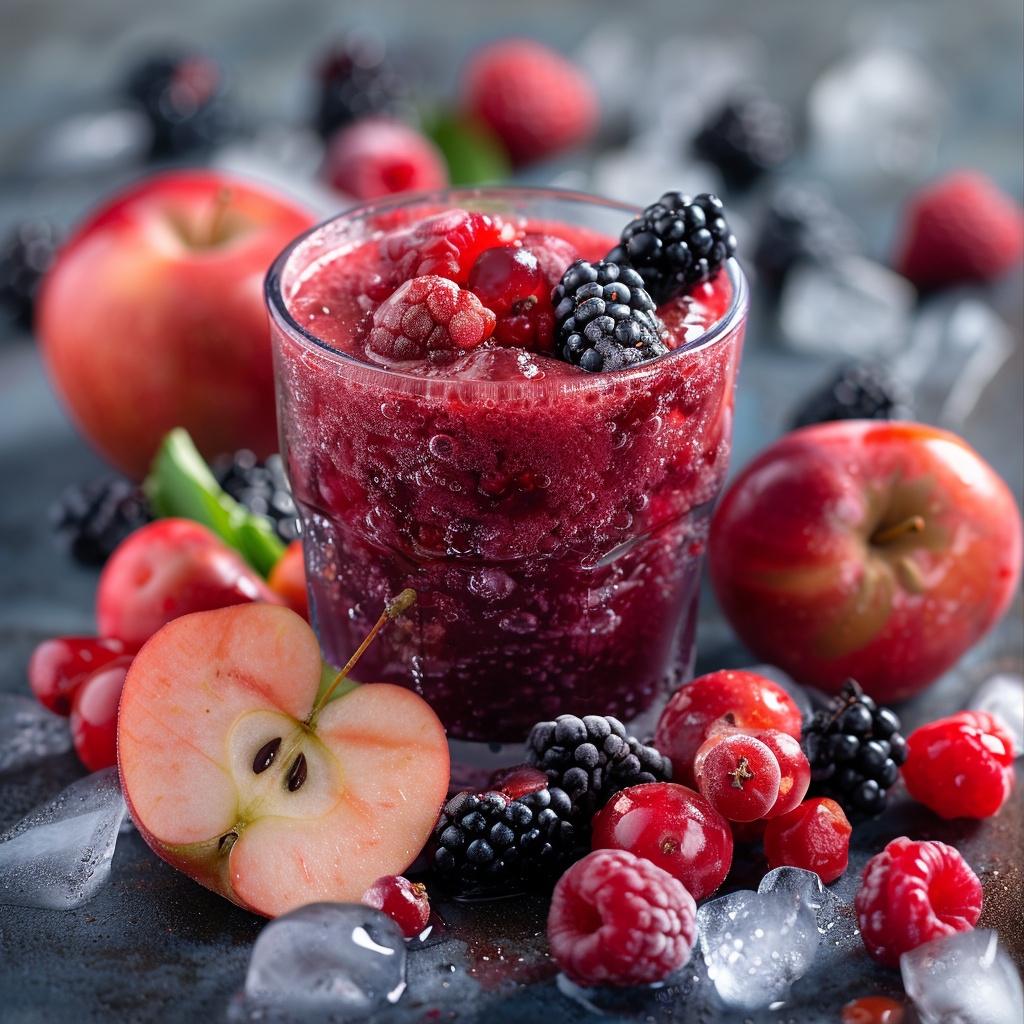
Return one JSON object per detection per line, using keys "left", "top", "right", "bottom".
{"left": 548, "top": 849, "right": 696, "bottom": 987}
{"left": 854, "top": 837, "right": 983, "bottom": 967}
{"left": 902, "top": 711, "right": 1015, "bottom": 820}
{"left": 758, "top": 729, "right": 811, "bottom": 818}
{"left": 654, "top": 670, "right": 802, "bottom": 787}
{"left": 590, "top": 782, "right": 733, "bottom": 900}
{"left": 468, "top": 245, "right": 541, "bottom": 314}
{"left": 367, "top": 275, "right": 496, "bottom": 363}
{"left": 361, "top": 874, "right": 430, "bottom": 939}
{"left": 324, "top": 116, "right": 449, "bottom": 201}
{"left": 28, "top": 636, "right": 130, "bottom": 716}
{"left": 763, "top": 797, "right": 852, "bottom": 884}
{"left": 487, "top": 763, "right": 548, "bottom": 799}
{"left": 460, "top": 39, "right": 598, "bottom": 167}
{"left": 69, "top": 656, "right": 133, "bottom": 771}
{"left": 895, "top": 169, "right": 1024, "bottom": 289}
{"left": 694, "top": 732, "right": 781, "bottom": 822}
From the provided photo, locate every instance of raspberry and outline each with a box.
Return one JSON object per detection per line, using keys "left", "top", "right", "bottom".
{"left": 361, "top": 874, "right": 430, "bottom": 938}
{"left": 590, "top": 782, "right": 733, "bottom": 901}
{"left": 379, "top": 209, "right": 518, "bottom": 288}
{"left": 895, "top": 170, "right": 1024, "bottom": 289}
{"left": 366, "top": 275, "right": 495, "bottom": 363}
{"left": 324, "top": 117, "right": 449, "bottom": 201}
{"left": 693, "top": 731, "right": 781, "bottom": 822}
{"left": 460, "top": 38, "right": 599, "bottom": 167}
{"left": 763, "top": 797, "right": 852, "bottom": 884}
{"left": 854, "top": 837, "right": 983, "bottom": 967}
{"left": 901, "top": 711, "right": 1015, "bottom": 820}
{"left": 548, "top": 849, "right": 697, "bottom": 987}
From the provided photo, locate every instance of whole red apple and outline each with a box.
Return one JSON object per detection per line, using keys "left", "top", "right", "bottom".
{"left": 37, "top": 170, "right": 316, "bottom": 479}
{"left": 708, "top": 421, "right": 1022, "bottom": 702}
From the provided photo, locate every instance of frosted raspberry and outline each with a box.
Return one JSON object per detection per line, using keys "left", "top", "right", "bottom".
{"left": 902, "top": 711, "right": 1016, "bottom": 820}
{"left": 367, "top": 275, "right": 495, "bottom": 363}
{"left": 547, "top": 849, "right": 696, "bottom": 987}
{"left": 380, "top": 209, "right": 518, "bottom": 287}
{"left": 854, "top": 837, "right": 982, "bottom": 967}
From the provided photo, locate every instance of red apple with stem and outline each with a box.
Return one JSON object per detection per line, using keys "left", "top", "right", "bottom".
{"left": 37, "top": 170, "right": 316, "bottom": 479}
{"left": 118, "top": 592, "right": 450, "bottom": 918}
{"left": 708, "top": 421, "right": 1022, "bottom": 702}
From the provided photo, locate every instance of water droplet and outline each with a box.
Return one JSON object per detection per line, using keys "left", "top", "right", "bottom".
{"left": 429, "top": 434, "right": 456, "bottom": 461}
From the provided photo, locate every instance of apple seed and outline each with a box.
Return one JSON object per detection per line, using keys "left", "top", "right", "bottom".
{"left": 252, "top": 737, "right": 282, "bottom": 774}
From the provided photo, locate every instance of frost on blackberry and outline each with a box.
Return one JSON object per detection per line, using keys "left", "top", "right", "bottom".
{"left": 552, "top": 259, "right": 666, "bottom": 372}
{"left": 50, "top": 476, "right": 153, "bottom": 566}
{"left": 526, "top": 714, "right": 672, "bottom": 820}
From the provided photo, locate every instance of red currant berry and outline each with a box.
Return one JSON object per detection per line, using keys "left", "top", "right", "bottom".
{"left": 854, "top": 837, "right": 982, "bottom": 967}
{"left": 468, "top": 245, "right": 542, "bottom": 314}
{"left": 763, "top": 797, "right": 852, "bottom": 883}
{"left": 902, "top": 711, "right": 1015, "bottom": 820}
{"left": 28, "top": 636, "right": 130, "bottom": 716}
{"left": 361, "top": 874, "right": 430, "bottom": 939}
{"left": 590, "top": 782, "right": 733, "bottom": 900}
{"left": 694, "top": 732, "right": 781, "bottom": 822}
{"left": 654, "top": 670, "right": 802, "bottom": 787}
{"left": 69, "top": 656, "right": 133, "bottom": 771}
{"left": 548, "top": 849, "right": 696, "bottom": 987}
{"left": 758, "top": 729, "right": 811, "bottom": 818}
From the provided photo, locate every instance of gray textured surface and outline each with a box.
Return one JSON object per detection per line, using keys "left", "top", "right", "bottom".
{"left": 1, "top": 1, "right": 1022, "bottom": 1021}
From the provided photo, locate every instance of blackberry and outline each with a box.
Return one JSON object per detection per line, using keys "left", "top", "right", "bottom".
{"left": 526, "top": 714, "right": 673, "bottom": 820}
{"left": 0, "top": 221, "right": 60, "bottom": 331}
{"left": 50, "top": 477, "right": 153, "bottom": 566}
{"left": 605, "top": 192, "right": 737, "bottom": 306}
{"left": 792, "top": 363, "right": 913, "bottom": 429}
{"left": 801, "top": 679, "right": 907, "bottom": 818}
{"left": 552, "top": 259, "right": 666, "bottom": 372}
{"left": 124, "top": 51, "right": 237, "bottom": 158}
{"left": 693, "top": 87, "right": 794, "bottom": 192}
{"left": 430, "top": 786, "right": 583, "bottom": 898}
{"left": 313, "top": 32, "right": 410, "bottom": 139}
{"left": 754, "top": 182, "right": 861, "bottom": 299}
{"left": 212, "top": 450, "right": 302, "bottom": 543}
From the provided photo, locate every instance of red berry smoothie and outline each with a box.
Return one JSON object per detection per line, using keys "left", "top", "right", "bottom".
{"left": 267, "top": 190, "right": 748, "bottom": 742}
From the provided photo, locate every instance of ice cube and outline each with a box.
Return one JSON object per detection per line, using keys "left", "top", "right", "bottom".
{"left": 895, "top": 299, "right": 1015, "bottom": 429}
{"left": 0, "top": 767, "right": 127, "bottom": 909}
{"left": 758, "top": 866, "right": 838, "bottom": 935}
{"left": 697, "top": 887, "right": 820, "bottom": 1010}
{"left": 0, "top": 693, "right": 73, "bottom": 773}
{"left": 901, "top": 930, "right": 1023, "bottom": 1024}
{"left": 779, "top": 256, "right": 916, "bottom": 358}
{"left": 967, "top": 674, "right": 1023, "bottom": 757}
{"left": 244, "top": 903, "right": 406, "bottom": 1012}
{"left": 808, "top": 46, "right": 944, "bottom": 182}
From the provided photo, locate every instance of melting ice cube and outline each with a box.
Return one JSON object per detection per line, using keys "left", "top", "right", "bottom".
{"left": 901, "top": 930, "right": 1024, "bottom": 1024}
{"left": 0, "top": 767, "right": 127, "bottom": 909}
{"left": 758, "top": 866, "right": 838, "bottom": 935}
{"left": 697, "top": 886, "right": 820, "bottom": 1010}
{"left": 244, "top": 903, "right": 406, "bottom": 1012}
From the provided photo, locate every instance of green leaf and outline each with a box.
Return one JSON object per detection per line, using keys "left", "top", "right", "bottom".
{"left": 426, "top": 112, "right": 511, "bottom": 186}
{"left": 144, "top": 428, "right": 285, "bottom": 577}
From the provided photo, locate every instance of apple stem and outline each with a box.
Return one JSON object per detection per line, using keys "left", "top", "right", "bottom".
{"left": 871, "top": 515, "right": 925, "bottom": 545}
{"left": 207, "top": 187, "right": 234, "bottom": 245}
{"left": 307, "top": 589, "right": 417, "bottom": 724}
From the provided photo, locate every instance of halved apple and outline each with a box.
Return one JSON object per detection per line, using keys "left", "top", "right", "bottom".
{"left": 117, "top": 602, "right": 449, "bottom": 917}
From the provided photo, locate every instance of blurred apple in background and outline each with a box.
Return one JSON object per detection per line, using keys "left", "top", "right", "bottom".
{"left": 708, "top": 421, "right": 1022, "bottom": 703}
{"left": 36, "top": 170, "right": 317, "bottom": 479}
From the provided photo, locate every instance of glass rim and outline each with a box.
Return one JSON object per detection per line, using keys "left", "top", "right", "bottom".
{"left": 264, "top": 185, "right": 750, "bottom": 391}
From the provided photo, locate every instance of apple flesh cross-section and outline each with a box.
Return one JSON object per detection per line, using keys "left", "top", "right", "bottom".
{"left": 117, "top": 602, "right": 450, "bottom": 918}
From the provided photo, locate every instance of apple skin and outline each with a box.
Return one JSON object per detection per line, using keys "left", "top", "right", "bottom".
{"left": 708, "top": 421, "right": 1023, "bottom": 702}
{"left": 97, "top": 518, "right": 282, "bottom": 649}
{"left": 36, "top": 170, "right": 316, "bottom": 479}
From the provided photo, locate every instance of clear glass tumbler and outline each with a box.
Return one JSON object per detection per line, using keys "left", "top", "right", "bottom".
{"left": 266, "top": 188, "right": 749, "bottom": 756}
